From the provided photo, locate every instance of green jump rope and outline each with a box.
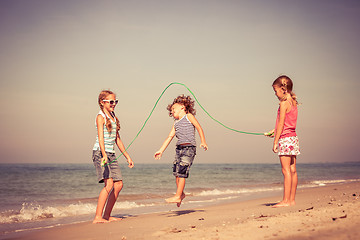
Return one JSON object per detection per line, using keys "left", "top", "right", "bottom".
{"left": 102, "top": 82, "right": 264, "bottom": 167}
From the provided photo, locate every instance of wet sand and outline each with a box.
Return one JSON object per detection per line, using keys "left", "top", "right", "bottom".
{"left": 4, "top": 182, "right": 359, "bottom": 240}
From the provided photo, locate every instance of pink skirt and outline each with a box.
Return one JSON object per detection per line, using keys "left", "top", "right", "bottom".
{"left": 278, "top": 136, "right": 300, "bottom": 156}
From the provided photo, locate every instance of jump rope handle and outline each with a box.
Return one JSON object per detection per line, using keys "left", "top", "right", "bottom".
{"left": 264, "top": 132, "right": 274, "bottom": 137}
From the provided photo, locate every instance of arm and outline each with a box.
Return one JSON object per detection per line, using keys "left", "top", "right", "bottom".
{"left": 154, "top": 126, "right": 176, "bottom": 160}
{"left": 187, "top": 113, "right": 208, "bottom": 151}
{"left": 95, "top": 114, "right": 108, "bottom": 165}
{"left": 273, "top": 101, "right": 289, "bottom": 153}
{"left": 115, "top": 133, "right": 134, "bottom": 168}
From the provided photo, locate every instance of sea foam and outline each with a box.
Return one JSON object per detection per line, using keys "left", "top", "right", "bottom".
{"left": 196, "top": 186, "right": 283, "bottom": 197}
{"left": 0, "top": 201, "right": 153, "bottom": 224}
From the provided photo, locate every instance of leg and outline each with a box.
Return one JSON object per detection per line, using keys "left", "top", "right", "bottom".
{"left": 176, "top": 177, "right": 186, "bottom": 197}
{"left": 166, "top": 177, "right": 186, "bottom": 204}
{"left": 177, "top": 177, "right": 186, "bottom": 207}
{"left": 103, "top": 180, "right": 123, "bottom": 221}
{"left": 175, "top": 177, "right": 186, "bottom": 207}
{"left": 93, "top": 178, "right": 114, "bottom": 223}
{"left": 273, "top": 155, "right": 292, "bottom": 208}
{"left": 289, "top": 156, "right": 298, "bottom": 205}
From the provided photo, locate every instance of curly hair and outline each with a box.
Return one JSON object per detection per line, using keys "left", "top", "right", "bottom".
{"left": 167, "top": 95, "right": 196, "bottom": 117}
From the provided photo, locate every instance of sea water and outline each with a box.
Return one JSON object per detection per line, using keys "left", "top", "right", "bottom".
{"left": 0, "top": 162, "right": 359, "bottom": 237}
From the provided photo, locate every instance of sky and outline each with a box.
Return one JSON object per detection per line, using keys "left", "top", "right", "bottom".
{"left": 0, "top": 0, "right": 359, "bottom": 164}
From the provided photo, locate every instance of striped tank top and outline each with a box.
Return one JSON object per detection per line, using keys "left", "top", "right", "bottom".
{"left": 93, "top": 110, "right": 117, "bottom": 153}
{"left": 174, "top": 114, "right": 196, "bottom": 146}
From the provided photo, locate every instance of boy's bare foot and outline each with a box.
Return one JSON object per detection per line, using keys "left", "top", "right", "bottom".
{"left": 166, "top": 196, "right": 181, "bottom": 203}
{"left": 92, "top": 216, "right": 109, "bottom": 224}
{"left": 272, "top": 201, "right": 291, "bottom": 208}
{"left": 108, "top": 216, "right": 123, "bottom": 222}
{"left": 177, "top": 193, "right": 186, "bottom": 207}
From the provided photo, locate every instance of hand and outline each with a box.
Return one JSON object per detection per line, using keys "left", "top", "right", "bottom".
{"left": 127, "top": 158, "right": 134, "bottom": 168}
{"left": 264, "top": 129, "right": 275, "bottom": 138}
{"left": 200, "top": 143, "right": 208, "bottom": 151}
{"left": 154, "top": 151, "right": 163, "bottom": 160}
{"left": 273, "top": 143, "right": 278, "bottom": 153}
{"left": 264, "top": 132, "right": 274, "bottom": 138}
{"left": 100, "top": 156, "right": 108, "bottom": 167}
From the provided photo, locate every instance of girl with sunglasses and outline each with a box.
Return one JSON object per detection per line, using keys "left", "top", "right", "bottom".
{"left": 92, "top": 90, "right": 134, "bottom": 223}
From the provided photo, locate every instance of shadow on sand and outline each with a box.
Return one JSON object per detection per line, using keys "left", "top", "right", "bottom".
{"left": 160, "top": 209, "right": 205, "bottom": 217}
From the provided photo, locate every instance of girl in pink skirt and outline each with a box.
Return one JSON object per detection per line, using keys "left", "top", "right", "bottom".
{"left": 266, "top": 75, "right": 300, "bottom": 207}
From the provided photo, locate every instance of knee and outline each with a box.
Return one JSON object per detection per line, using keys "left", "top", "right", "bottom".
{"left": 290, "top": 167, "right": 297, "bottom": 175}
{"left": 114, "top": 181, "right": 123, "bottom": 192}
{"left": 104, "top": 179, "right": 114, "bottom": 192}
{"left": 281, "top": 168, "right": 291, "bottom": 176}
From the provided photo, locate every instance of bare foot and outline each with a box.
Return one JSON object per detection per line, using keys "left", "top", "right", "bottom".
{"left": 290, "top": 201, "right": 296, "bottom": 206}
{"left": 177, "top": 193, "right": 186, "bottom": 207}
{"left": 166, "top": 196, "right": 181, "bottom": 203}
{"left": 93, "top": 216, "right": 109, "bottom": 224}
{"left": 108, "top": 216, "right": 123, "bottom": 222}
{"left": 272, "top": 201, "right": 291, "bottom": 208}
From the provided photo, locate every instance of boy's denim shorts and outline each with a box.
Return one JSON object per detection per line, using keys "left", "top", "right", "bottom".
{"left": 92, "top": 150, "right": 122, "bottom": 183}
{"left": 173, "top": 145, "right": 196, "bottom": 178}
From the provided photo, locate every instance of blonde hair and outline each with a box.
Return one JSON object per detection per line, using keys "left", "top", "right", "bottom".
{"left": 272, "top": 75, "right": 298, "bottom": 105}
{"left": 98, "top": 90, "right": 120, "bottom": 135}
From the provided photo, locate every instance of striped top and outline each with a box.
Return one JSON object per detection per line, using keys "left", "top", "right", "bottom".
{"left": 174, "top": 114, "right": 196, "bottom": 146}
{"left": 93, "top": 110, "right": 117, "bottom": 153}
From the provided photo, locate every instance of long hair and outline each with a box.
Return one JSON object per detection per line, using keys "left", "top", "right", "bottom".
{"left": 98, "top": 90, "right": 120, "bottom": 135}
{"left": 272, "top": 75, "right": 298, "bottom": 105}
{"left": 167, "top": 94, "right": 196, "bottom": 117}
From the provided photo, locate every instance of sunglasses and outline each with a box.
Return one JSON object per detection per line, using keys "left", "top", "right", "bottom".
{"left": 103, "top": 99, "right": 119, "bottom": 105}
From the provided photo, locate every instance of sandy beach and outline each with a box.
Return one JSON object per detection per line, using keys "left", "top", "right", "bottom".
{"left": 4, "top": 181, "right": 359, "bottom": 240}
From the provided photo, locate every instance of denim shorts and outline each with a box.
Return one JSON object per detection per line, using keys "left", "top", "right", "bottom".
{"left": 92, "top": 150, "right": 122, "bottom": 183}
{"left": 173, "top": 145, "right": 196, "bottom": 178}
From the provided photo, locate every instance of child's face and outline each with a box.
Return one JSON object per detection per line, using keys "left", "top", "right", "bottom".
{"left": 171, "top": 103, "right": 185, "bottom": 119}
{"left": 273, "top": 85, "right": 285, "bottom": 101}
{"left": 102, "top": 94, "right": 117, "bottom": 112}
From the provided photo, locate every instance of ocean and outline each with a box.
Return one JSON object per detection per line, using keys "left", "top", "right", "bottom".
{"left": 0, "top": 162, "right": 359, "bottom": 238}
